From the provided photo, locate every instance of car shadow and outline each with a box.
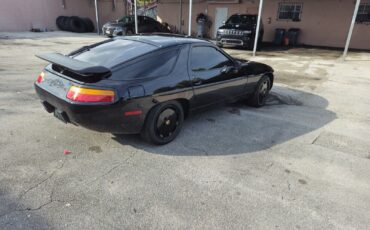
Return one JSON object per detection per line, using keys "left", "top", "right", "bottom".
{"left": 112, "top": 86, "right": 336, "bottom": 156}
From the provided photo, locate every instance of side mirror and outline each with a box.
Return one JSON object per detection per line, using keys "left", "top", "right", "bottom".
{"left": 222, "top": 21, "right": 226, "bottom": 25}
{"left": 220, "top": 66, "right": 237, "bottom": 74}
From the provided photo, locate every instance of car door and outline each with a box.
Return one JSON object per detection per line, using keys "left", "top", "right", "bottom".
{"left": 189, "top": 45, "right": 247, "bottom": 108}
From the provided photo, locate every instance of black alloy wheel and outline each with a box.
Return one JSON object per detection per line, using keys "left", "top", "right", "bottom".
{"left": 141, "top": 101, "right": 184, "bottom": 145}
{"left": 248, "top": 75, "right": 271, "bottom": 107}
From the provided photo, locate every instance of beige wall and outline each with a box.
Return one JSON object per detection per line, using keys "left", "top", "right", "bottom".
{"left": 157, "top": 1, "right": 257, "bottom": 35}
{"left": 263, "top": 0, "right": 370, "bottom": 50}
{"left": 0, "top": 0, "right": 126, "bottom": 32}
{"left": 158, "top": 0, "right": 370, "bottom": 50}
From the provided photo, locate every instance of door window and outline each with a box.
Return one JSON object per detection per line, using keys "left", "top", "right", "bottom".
{"left": 190, "top": 46, "right": 233, "bottom": 72}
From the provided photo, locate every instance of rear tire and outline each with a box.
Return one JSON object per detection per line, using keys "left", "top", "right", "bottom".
{"left": 125, "top": 29, "right": 133, "bottom": 36}
{"left": 141, "top": 101, "right": 184, "bottom": 145}
{"left": 248, "top": 75, "right": 271, "bottom": 107}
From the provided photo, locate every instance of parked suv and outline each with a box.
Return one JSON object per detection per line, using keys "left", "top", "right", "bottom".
{"left": 102, "top": 15, "right": 171, "bottom": 37}
{"left": 216, "top": 14, "right": 263, "bottom": 50}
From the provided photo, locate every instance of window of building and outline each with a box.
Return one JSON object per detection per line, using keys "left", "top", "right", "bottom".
{"left": 277, "top": 3, "right": 303, "bottom": 21}
{"left": 356, "top": 3, "right": 370, "bottom": 24}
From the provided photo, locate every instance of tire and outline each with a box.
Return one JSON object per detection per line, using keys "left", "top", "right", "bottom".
{"left": 141, "top": 101, "right": 184, "bottom": 145}
{"left": 125, "top": 29, "right": 133, "bottom": 36}
{"left": 248, "top": 75, "right": 271, "bottom": 108}
{"left": 61, "top": 17, "right": 71, "bottom": 31}
{"left": 68, "top": 16, "right": 87, "bottom": 33}
{"left": 82, "top": 18, "right": 94, "bottom": 32}
{"left": 56, "top": 16, "right": 65, "bottom": 30}
{"left": 56, "top": 16, "right": 69, "bottom": 31}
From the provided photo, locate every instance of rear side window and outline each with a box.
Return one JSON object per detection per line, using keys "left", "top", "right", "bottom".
{"left": 112, "top": 48, "right": 179, "bottom": 80}
{"left": 73, "top": 39, "right": 157, "bottom": 68}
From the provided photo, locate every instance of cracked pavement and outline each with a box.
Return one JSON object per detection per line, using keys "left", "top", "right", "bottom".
{"left": 0, "top": 32, "right": 370, "bottom": 229}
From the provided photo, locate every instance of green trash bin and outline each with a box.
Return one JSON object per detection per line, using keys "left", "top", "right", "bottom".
{"left": 288, "top": 28, "right": 300, "bottom": 46}
{"left": 274, "top": 28, "right": 286, "bottom": 45}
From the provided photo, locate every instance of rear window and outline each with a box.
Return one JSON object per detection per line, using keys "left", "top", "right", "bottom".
{"left": 73, "top": 39, "right": 157, "bottom": 68}
{"left": 112, "top": 48, "right": 179, "bottom": 80}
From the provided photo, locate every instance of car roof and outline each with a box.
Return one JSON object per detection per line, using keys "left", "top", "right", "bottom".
{"left": 114, "top": 35, "right": 211, "bottom": 48}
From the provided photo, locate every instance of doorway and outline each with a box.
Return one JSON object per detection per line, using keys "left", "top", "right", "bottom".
{"left": 213, "top": 7, "right": 228, "bottom": 38}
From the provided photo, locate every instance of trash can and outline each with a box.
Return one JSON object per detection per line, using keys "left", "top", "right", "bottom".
{"left": 197, "top": 19, "right": 206, "bottom": 38}
{"left": 196, "top": 13, "right": 209, "bottom": 38}
{"left": 288, "top": 28, "right": 300, "bottom": 46}
{"left": 274, "top": 28, "right": 286, "bottom": 45}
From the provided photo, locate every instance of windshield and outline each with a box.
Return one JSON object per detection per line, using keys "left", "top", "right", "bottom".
{"left": 73, "top": 39, "right": 157, "bottom": 68}
{"left": 226, "top": 15, "right": 256, "bottom": 25}
{"left": 118, "top": 16, "right": 133, "bottom": 23}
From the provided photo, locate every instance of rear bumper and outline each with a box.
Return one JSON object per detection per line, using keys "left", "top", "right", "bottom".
{"left": 34, "top": 83, "right": 145, "bottom": 134}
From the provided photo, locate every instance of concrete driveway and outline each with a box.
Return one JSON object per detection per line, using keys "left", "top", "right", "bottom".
{"left": 0, "top": 32, "right": 369, "bottom": 229}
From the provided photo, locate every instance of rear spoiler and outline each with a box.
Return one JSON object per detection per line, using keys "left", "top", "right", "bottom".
{"left": 36, "top": 53, "right": 111, "bottom": 78}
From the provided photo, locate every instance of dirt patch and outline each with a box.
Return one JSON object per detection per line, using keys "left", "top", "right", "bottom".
{"left": 0, "top": 108, "right": 16, "bottom": 116}
{"left": 88, "top": 146, "right": 102, "bottom": 153}
{"left": 274, "top": 71, "right": 327, "bottom": 90}
{"left": 6, "top": 42, "right": 45, "bottom": 47}
{"left": 312, "top": 131, "right": 370, "bottom": 159}
{"left": 298, "top": 179, "right": 307, "bottom": 185}
{"left": 52, "top": 41, "right": 70, "bottom": 45}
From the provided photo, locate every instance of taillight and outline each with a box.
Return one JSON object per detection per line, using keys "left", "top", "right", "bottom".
{"left": 66, "top": 86, "right": 115, "bottom": 103}
{"left": 36, "top": 72, "right": 45, "bottom": 83}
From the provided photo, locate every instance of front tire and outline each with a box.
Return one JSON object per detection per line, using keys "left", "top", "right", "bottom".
{"left": 141, "top": 101, "right": 184, "bottom": 145}
{"left": 248, "top": 75, "right": 271, "bottom": 107}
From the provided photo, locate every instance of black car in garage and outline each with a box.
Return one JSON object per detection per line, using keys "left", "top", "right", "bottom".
{"left": 35, "top": 35, "right": 273, "bottom": 145}
{"left": 102, "top": 15, "right": 171, "bottom": 37}
{"left": 216, "top": 14, "right": 263, "bottom": 50}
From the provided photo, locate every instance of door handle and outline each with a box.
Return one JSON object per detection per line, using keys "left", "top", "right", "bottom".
{"left": 192, "top": 78, "right": 202, "bottom": 86}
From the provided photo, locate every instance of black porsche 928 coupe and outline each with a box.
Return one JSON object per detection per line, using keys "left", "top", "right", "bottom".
{"left": 35, "top": 35, "right": 274, "bottom": 145}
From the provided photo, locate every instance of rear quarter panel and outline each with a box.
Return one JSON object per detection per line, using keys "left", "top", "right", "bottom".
{"left": 111, "top": 44, "right": 194, "bottom": 108}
